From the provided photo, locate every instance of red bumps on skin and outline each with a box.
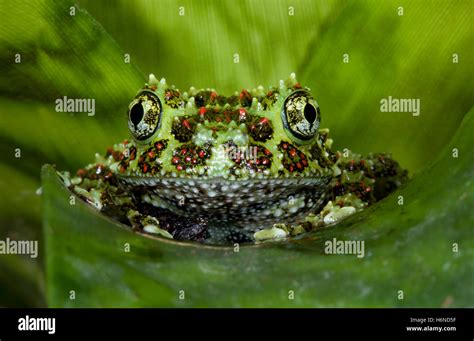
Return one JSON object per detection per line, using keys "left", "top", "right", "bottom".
{"left": 264, "top": 148, "right": 271, "bottom": 156}
{"left": 177, "top": 165, "right": 184, "bottom": 171}
{"left": 148, "top": 150, "right": 155, "bottom": 159}
{"left": 259, "top": 117, "right": 269, "bottom": 125}
{"left": 302, "top": 159, "right": 308, "bottom": 166}
{"left": 239, "top": 90, "right": 249, "bottom": 100}
{"left": 172, "top": 156, "right": 180, "bottom": 164}
{"left": 198, "top": 150, "right": 206, "bottom": 158}
{"left": 129, "top": 148, "right": 137, "bottom": 160}
{"left": 294, "top": 83, "right": 301, "bottom": 89}
{"left": 180, "top": 148, "right": 187, "bottom": 155}
{"left": 225, "top": 112, "right": 231, "bottom": 123}
{"left": 289, "top": 148, "right": 297, "bottom": 157}
{"left": 76, "top": 168, "right": 87, "bottom": 177}
{"left": 239, "top": 108, "right": 246, "bottom": 119}
{"left": 182, "top": 119, "right": 191, "bottom": 130}
{"left": 199, "top": 107, "right": 207, "bottom": 116}
{"left": 210, "top": 92, "right": 217, "bottom": 102}
{"left": 155, "top": 142, "right": 163, "bottom": 150}
{"left": 142, "top": 163, "right": 149, "bottom": 173}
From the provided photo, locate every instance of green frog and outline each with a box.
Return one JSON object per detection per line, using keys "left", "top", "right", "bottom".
{"left": 60, "top": 73, "right": 408, "bottom": 244}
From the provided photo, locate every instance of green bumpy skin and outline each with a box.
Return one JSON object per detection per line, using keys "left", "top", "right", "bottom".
{"left": 60, "top": 73, "right": 408, "bottom": 244}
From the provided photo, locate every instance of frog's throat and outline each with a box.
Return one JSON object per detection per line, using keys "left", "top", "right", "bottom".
{"left": 118, "top": 176, "right": 332, "bottom": 229}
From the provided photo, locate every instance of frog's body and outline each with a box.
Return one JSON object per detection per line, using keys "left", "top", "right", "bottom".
{"left": 63, "top": 74, "right": 407, "bottom": 244}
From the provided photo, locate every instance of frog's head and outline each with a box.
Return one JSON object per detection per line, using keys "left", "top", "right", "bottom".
{"left": 114, "top": 74, "right": 336, "bottom": 226}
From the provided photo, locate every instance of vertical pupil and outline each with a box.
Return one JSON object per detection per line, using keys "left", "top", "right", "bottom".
{"left": 304, "top": 103, "right": 317, "bottom": 125}
{"left": 130, "top": 102, "right": 144, "bottom": 126}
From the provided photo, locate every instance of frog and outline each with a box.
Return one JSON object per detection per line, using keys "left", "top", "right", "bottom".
{"left": 59, "top": 73, "right": 408, "bottom": 244}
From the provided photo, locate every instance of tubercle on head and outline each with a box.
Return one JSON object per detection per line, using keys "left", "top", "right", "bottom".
{"left": 142, "top": 72, "right": 307, "bottom": 110}
{"left": 121, "top": 73, "right": 332, "bottom": 179}
{"left": 136, "top": 72, "right": 319, "bottom": 139}
{"left": 131, "top": 73, "right": 308, "bottom": 145}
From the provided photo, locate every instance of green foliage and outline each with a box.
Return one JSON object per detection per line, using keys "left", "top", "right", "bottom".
{"left": 0, "top": 0, "right": 472, "bottom": 306}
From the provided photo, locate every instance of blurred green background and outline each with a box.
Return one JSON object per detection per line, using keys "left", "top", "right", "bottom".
{"left": 0, "top": 0, "right": 472, "bottom": 307}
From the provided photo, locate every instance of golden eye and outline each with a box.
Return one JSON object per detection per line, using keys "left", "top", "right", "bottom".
{"left": 281, "top": 90, "right": 320, "bottom": 143}
{"left": 128, "top": 91, "right": 162, "bottom": 141}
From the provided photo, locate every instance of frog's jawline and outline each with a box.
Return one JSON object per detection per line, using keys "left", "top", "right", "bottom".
{"left": 118, "top": 176, "right": 332, "bottom": 230}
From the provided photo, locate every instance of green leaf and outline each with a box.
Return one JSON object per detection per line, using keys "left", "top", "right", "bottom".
{"left": 0, "top": 0, "right": 472, "bottom": 306}
{"left": 42, "top": 108, "right": 473, "bottom": 307}
{"left": 0, "top": 0, "right": 143, "bottom": 306}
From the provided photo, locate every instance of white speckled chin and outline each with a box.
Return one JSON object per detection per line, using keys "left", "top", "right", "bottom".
{"left": 119, "top": 175, "right": 332, "bottom": 230}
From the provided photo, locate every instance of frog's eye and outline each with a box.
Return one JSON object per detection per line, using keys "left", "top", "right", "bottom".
{"left": 281, "top": 90, "right": 320, "bottom": 143}
{"left": 128, "top": 91, "right": 162, "bottom": 141}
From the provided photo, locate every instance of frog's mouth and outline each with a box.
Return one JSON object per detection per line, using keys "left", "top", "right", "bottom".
{"left": 118, "top": 176, "right": 332, "bottom": 228}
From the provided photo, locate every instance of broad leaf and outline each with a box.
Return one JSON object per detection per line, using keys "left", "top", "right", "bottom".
{"left": 42, "top": 108, "right": 473, "bottom": 307}
{"left": 0, "top": 0, "right": 472, "bottom": 306}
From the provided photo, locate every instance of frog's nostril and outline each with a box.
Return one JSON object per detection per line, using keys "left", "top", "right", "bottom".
{"left": 304, "top": 104, "right": 317, "bottom": 125}
{"left": 130, "top": 103, "right": 144, "bottom": 126}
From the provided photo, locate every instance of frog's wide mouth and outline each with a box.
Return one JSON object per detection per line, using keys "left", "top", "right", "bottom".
{"left": 118, "top": 175, "right": 333, "bottom": 228}
{"left": 118, "top": 175, "right": 332, "bottom": 190}
{"left": 118, "top": 175, "right": 332, "bottom": 205}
